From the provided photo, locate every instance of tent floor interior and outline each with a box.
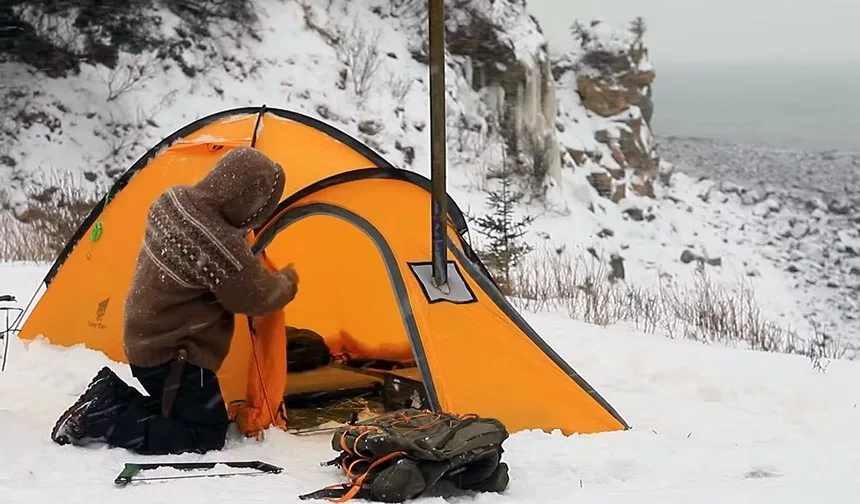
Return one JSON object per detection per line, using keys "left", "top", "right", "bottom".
{"left": 282, "top": 364, "right": 426, "bottom": 431}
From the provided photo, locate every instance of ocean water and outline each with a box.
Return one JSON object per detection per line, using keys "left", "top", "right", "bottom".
{"left": 650, "top": 63, "right": 860, "bottom": 203}
{"left": 651, "top": 63, "right": 860, "bottom": 154}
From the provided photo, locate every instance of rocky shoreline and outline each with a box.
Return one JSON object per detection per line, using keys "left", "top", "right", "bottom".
{"left": 659, "top": 134, "right": 860, "bottom": 354}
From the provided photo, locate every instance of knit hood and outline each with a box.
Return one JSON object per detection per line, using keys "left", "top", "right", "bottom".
{"left": 191, "top": 146, "right": 285, "bottom": 230}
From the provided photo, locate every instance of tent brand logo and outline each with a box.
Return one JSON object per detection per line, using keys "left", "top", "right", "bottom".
{"left": 88, "top": 298, "right": 110, "bottom": 329}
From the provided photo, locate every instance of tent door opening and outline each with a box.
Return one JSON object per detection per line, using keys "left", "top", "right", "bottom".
{"left": 282, "top": 348, "right": 429, "bottom": 431}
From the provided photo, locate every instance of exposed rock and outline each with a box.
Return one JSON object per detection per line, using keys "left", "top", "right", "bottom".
{"left": 444, "top": 1, "right": 561, "bottom": 186}
{"left": 586, "top": 171, "right": 613, "bottom": 199}
{"left": 680, "top": 249, "right": 697, "bottom": 264}
{"left": 576, "top": 79, "right": 627, "bottom": 117}
{"left": 552, "top": 19, "right": 662, "bottom": 203}
{"left": 394, "top": 140, "right": 415, "bottom": 166}
{"left": 680, "top": 248, "right": 721, "bottom": 267}
{"left": 358, "top": 119, "right": 383, "bottom": 135}
{"left": 741, "top": 189, "right": 764, "bottom": 206}
{"left": 790, "top": 222, "right": 810, "bottom": 240}
{"left": 623, "top": 207, "right": 644, "bottom": 221}
{"left": 828, "top": 197, "right": 853, "bottom": 215}
{"left": 608, "top": 254, "right": 625, "bottom": 281}
{"left": 316, "top": 104, "right": 331, "bottom": 119}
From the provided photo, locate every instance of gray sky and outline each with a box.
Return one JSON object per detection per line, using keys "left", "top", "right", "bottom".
{"left": 527, "top": 0, "right": 860, "bottom": 65}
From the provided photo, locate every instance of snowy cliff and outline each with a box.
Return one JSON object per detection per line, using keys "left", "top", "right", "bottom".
{"left": 552, "top": 18, "right": 669, "bottom": 205}
{"left": 0, "top": 1, "right": 669, "bottom": 222}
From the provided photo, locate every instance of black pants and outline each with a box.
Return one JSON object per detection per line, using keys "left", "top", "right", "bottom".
{"left": 105, "top": 360, "right": 230, "bottom": 455}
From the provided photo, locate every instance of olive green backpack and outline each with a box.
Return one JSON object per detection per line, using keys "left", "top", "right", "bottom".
{"left": 299, "top": 408, "right": 510, "bottom": 502}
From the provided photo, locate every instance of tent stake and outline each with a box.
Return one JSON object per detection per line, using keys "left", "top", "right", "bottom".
{"left": 429, "top": 0, "right": 448, "bottom": 288}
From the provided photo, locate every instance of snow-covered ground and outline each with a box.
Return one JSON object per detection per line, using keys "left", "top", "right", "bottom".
{"left": 2, "top": 261, "right": 860, "bottom": 503}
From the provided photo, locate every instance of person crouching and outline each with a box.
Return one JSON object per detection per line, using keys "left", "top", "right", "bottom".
{"left": 50, "top": 146, "right": 298, "bottom": 455}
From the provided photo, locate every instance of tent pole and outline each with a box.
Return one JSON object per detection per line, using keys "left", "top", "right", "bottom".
{"left": 429, "top": 0, "right": 448, "bottom": 287}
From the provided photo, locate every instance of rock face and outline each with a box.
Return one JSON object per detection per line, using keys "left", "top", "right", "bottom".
{"left": 412, "top": 0, "right": 563, "bottom": 189}
{"left": 553, "top": 18, "right": 667, "bottom": 203}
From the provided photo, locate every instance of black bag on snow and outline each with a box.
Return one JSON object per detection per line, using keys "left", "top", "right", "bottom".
{"left": 299, "top": 408, "right": 510, "bottom": 502}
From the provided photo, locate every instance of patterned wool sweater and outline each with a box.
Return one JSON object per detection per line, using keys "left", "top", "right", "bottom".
{"left": 122, "top": 146, "right": 297, "bottom": 372}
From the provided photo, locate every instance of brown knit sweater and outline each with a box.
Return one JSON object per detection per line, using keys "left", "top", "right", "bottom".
{"left": 122, "top": 147, "right": 297, "bottom": 372}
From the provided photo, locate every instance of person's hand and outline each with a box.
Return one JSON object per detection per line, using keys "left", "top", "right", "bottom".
{"left": 280, "top": 264, "right": 299, "bottom": 302}
{"left": 281, "top": 263, "right": 299, "bottom": 285}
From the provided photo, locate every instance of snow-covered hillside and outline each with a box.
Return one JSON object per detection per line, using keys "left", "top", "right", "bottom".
{"left": 0, "top": 0, "right": 852, "bottom": 351}
{"left": 0, "top": 0, "right": 563, "bottom": 209}
{"left": 2, "top": 261, "right": 860, "bottom": 503}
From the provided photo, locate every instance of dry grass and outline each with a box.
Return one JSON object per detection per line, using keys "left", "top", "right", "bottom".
{"left": 510, "top": 245, "right": 849, "bottom": 371}
{"left": 0, "top": 175, "right": 100, "bottom": 262}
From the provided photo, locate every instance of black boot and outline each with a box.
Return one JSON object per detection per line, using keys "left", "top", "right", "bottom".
{"left": 51, "top": 366, "right": 129, "bottom": 446}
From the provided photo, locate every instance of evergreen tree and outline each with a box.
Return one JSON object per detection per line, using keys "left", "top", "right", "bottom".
{"left": 569, "top": 20, "right": 591, "bottom": 47}
{"left": 469, "top": 165, "right": 536, "bottom": 295}
{"left": 629, "top": 16, "right": 647, "bottom": 47}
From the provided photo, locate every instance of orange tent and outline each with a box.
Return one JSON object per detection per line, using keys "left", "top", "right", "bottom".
{"left": 14, "top": 106, "right": 629, "bottom": 438}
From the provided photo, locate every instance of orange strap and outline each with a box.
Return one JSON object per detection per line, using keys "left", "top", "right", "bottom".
{"left": 324, "top": 451, "right": 408, "bottom": 503}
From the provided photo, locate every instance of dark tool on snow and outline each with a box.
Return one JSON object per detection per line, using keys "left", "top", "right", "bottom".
{"left": 0, "top": 295, "right": 22, "bottom": 373}
{"left": 114, "top": 460, "right": 283, "bottom": 487}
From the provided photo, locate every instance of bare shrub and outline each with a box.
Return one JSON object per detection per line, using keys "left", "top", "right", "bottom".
{"left": 461, "top": 142, "right": 503, "bottom": 193}
{"left": 1, "top": 173, "right": 102, "bottom": 262}
{"left": 519, "top": 131, "right": 551, "bottom": 198}
{"left": 2, "top": 4, "right": 87, "bottom": 76}
{"left": 96, "top": 89, "right": 178, "bottom": 176}
{"left": 334, "top": 21, "right": 383, "bottom": 101}
{"left": 508, "top": 244, "right": 849, "bottom": 369}
{"left": 98, "top": 52, "right": 157, "bottom": 102}
{"left": 387, "top": 72, "right": 413, "bottom": 103}
{"left": 511, "top": 246, "right": 626, "bottom": 326}
{"left": 0, "top": 215, "right": 37, "bottom": 262}
{"left": 387, "top": 0, "right": 425, "bottom": 19}
{"left": 298, "top": 0, "right": 340, "bottom": 46}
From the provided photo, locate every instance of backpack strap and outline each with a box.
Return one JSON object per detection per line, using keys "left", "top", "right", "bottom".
{"left": 299, "top": 450, "right": 408, "bottom": 502}
{"left": 298, "top": 483, "right": 370, "bottom": 502}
